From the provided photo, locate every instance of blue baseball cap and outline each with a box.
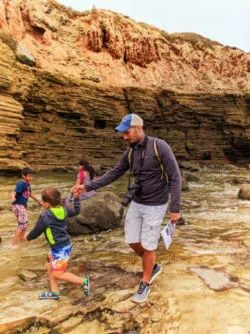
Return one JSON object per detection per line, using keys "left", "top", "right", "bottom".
{"left": 115, "top": 114, "right": 144, "bottom": 132}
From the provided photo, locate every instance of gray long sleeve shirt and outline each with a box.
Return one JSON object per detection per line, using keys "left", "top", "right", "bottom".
{"left": 85, "top": 136, "right": 181, "bottom": 212}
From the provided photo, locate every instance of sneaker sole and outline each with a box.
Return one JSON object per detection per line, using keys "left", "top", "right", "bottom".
{"left": 131, "top": 289, "right": 151, "bottom": 303}
{"left": 39, "top": 296, "right": 60, "bottom": 300}
{"left": 149, "top": 265, "right": 163, "bottom": 284}
{"left": 39, "top": 294, "right": 60, "bottom": 300}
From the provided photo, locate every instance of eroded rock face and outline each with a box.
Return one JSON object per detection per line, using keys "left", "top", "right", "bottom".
{"left": 0, "top": 0, "right": 24, "bottom": 40}
{"left": 0, "top": 0, "right": 249, "bottom": 89}
{"left": 247, "top": 53, "right": 250, "bottom": 72}
{"left": 0, "top": 0, "right": 249, "bottom": 172}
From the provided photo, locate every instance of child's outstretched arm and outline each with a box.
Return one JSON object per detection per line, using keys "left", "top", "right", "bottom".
{"left": 67, "top": 194, "right": 80, "bottom": 217}
{"left": 26, "top": 216, "right": 46, "bottom": 241}
{"left": 29, "top": 192, "right": 43, "bottom": 206}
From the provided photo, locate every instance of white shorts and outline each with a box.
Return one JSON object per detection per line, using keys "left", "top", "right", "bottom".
{"left": 125, "top": 201, "right": 168, "bottom": 251}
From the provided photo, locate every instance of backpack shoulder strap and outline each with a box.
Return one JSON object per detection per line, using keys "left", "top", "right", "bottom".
{"left": 127, "top": 147, "right": 133, "bottom": 168}
{"left": 153, "top": 138, "right": 169, "bottom": 184}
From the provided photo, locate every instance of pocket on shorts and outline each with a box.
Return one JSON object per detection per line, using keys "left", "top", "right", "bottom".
{"left": 142, "top": 224, "right": 161, "bottom": 250}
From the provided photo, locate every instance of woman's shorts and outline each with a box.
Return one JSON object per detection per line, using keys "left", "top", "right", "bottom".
{"left": 12, "top": 204, "right": 28, "bottom": 230}
{"left": 47, "top": 244, "right": 72, "bottom": 272}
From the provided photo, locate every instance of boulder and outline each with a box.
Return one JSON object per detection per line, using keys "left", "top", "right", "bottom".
{"left": 238, "top": 185, "right": 250, "bottom": 200}
{"left": 67, "top": 191, "right": 124, "bottom": 235}
{"left": 18, "top": 270, "right": 37, "bottom": 281}
{"left": 16, "top": 43, "right": 35, "bottom": 66}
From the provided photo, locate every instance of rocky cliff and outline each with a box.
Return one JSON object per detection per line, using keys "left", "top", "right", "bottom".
{"left": 0, "top": 0, "right": 249, "bottom": 172}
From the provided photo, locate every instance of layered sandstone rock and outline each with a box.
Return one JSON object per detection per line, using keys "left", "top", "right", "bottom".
{"left": 0, "top": 0, "right": 249, "bottom": 172}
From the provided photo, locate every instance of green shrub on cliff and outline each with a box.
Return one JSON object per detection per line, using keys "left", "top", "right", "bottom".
{"left": 47, "top": 0, "right": 90, "bottom": 19}
{"left": 161, "top": 31, "right": 222, "bottom": 51}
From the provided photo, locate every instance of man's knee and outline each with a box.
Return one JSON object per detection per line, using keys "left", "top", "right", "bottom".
{"left": 129, "top": 242, "right": 142, "bottom": 250}
{"left": 143, "top": 248, "right": 155, "bottom": 255}
{"left": 129, "top": 242, "right": 141, "bottom": 246}
{"left": 129, "top": 242, "right": 145, "bottom": 256}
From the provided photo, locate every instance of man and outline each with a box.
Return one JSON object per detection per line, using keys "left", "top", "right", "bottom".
{"left": 72, "top": 113, "right": 181, "bottom": 303}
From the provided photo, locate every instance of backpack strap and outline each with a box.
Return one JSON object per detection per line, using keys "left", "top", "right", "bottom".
{"left": 128, "top": 147, "right": 133, "bottom": 168}
{"left": 127, "top": 147, "right": 135, "bottom": 189}
{"left": 153, "top": 138, "right": 169, "bottom": 184}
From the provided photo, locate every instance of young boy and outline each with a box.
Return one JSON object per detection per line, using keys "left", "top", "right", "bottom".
{"left": 10, "top": 167, "right": 42, "bottom": 249}
{"left": 26, "top": 187, "right": 90, "bottom": 300}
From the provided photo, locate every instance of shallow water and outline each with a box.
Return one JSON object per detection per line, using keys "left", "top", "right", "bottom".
{"left": 0, "top": 172, "right": 124, "bottom": 280}
{"left": 1, "top": 166, "right": 250, "bottom": 333}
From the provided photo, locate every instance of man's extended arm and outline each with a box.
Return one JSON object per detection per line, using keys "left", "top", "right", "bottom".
{"left": 72, "top": 149, "right": 130, "bottom": 193}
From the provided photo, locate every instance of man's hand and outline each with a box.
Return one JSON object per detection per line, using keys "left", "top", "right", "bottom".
{"left": 71, "top": 184, "right": 86, "bottom": 194}
{"left": 170, "top": 212, "right": 180, "bottom": 223}
{"left": 73, "top": 189, "right": 80, "bottom": 198}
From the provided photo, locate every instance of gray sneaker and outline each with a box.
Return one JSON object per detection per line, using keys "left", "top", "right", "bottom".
{"left": 131, "top": 281, "right": 150, "bottom": 303}
{"left": 149, "top": 263, "right": 162, "bottom": 284}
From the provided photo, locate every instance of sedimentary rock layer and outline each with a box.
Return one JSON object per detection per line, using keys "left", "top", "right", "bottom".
{"left": 0, "top": 0, "right": 249, "bottom": 171}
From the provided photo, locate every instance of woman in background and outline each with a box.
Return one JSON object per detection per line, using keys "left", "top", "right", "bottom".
{"left": 65, "top": 160, "right": 96, "bottom": 206}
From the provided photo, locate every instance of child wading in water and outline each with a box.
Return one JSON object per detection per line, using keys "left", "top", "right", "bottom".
{"left": 10, "top": 167, "right": 42, "bottom": 249}
{"left": 27, "top": 187, "right": 90, "bottom": 300}
{"left": 65, "top": 159, "right": 96, "bottom": 206}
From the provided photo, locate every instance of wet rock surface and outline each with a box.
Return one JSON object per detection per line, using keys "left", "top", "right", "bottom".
{"left": 188, "top": 266, "right": 239, "bottom": 291}
{"left": 1, "top": 167, "right": 250, "bottom": 333}
{"left": 232, "top": 176, "right": 250, "bottom": 184}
